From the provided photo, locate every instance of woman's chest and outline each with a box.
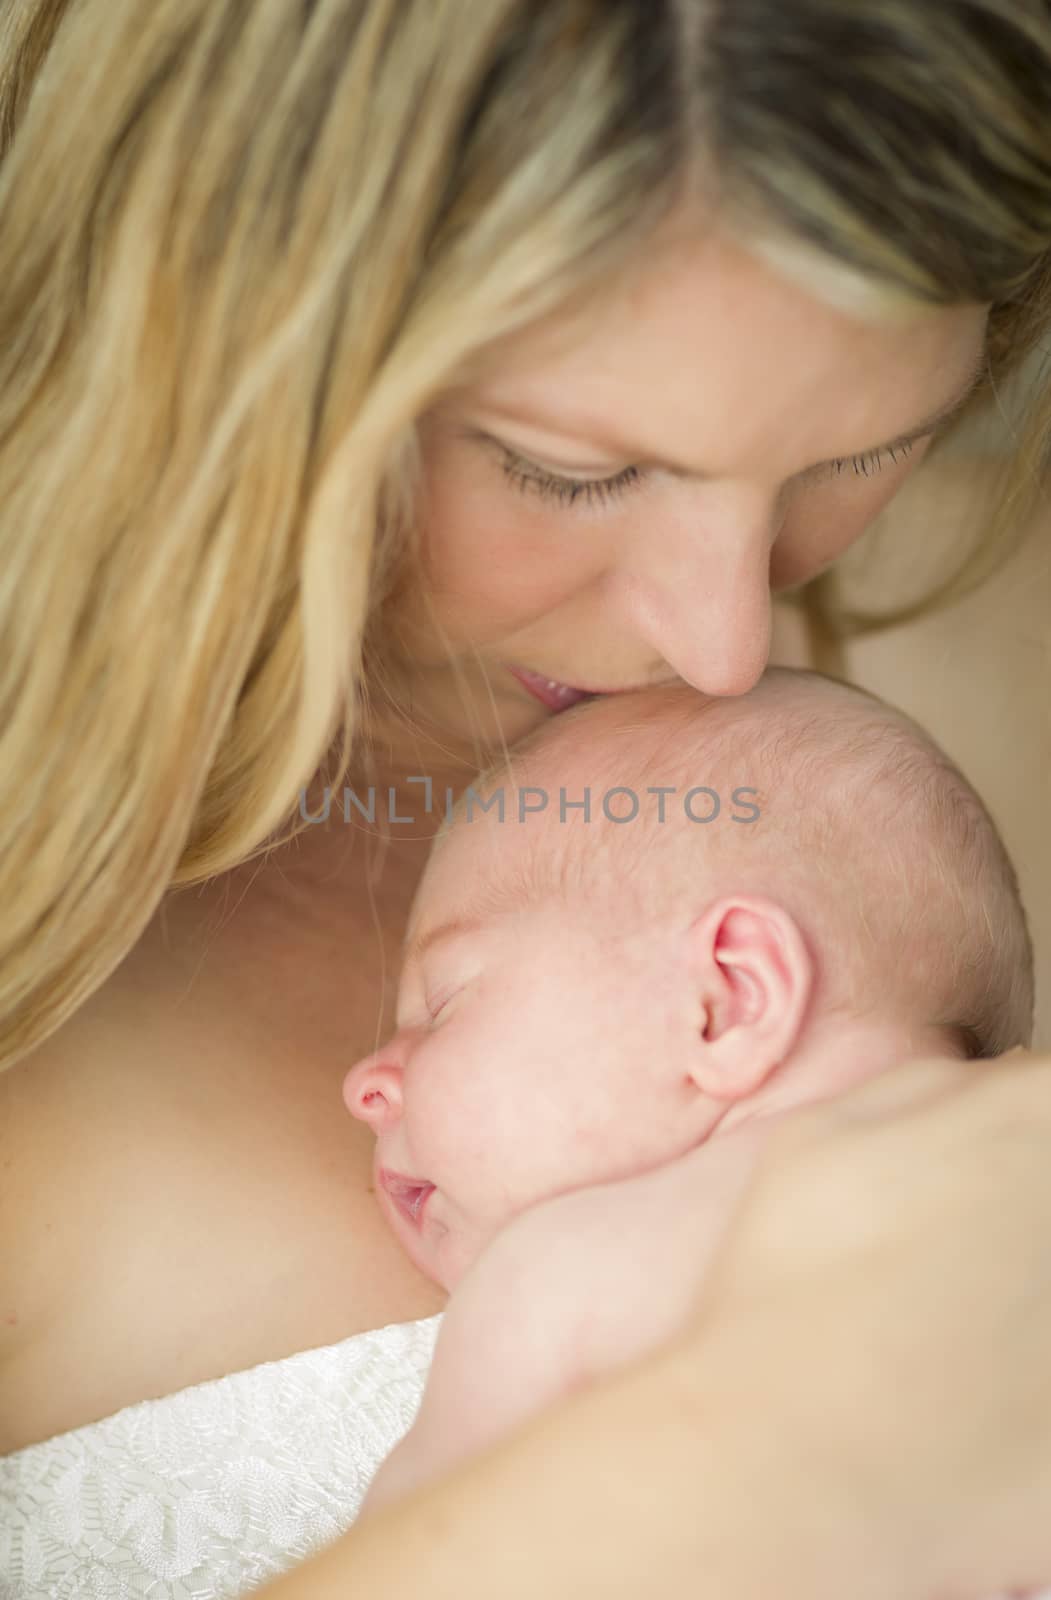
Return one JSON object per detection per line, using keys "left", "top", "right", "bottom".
{"left": 0, "top": 831, "right": 446, "bottom": 1453}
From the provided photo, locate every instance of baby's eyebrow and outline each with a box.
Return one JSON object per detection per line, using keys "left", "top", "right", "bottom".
{"left": 402, "top": 915, "right": 487, "bottom": 970}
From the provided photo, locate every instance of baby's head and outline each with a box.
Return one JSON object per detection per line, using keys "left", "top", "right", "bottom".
{"left": 344, "top": 668, "right": 1033, "bottom": 1289}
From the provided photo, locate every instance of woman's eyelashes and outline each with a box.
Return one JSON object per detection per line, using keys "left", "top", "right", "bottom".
{"left": 490, "top": 437, "right": 918, "bottom": 510}
{"left": 825, "top": 440, "right": 916, "bottom": 480}
{"left": 498, "top": 450, "right": 641, "bottom": 508}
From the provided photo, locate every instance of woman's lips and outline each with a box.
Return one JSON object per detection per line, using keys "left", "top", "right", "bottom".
{"left": 507, "top": 664, "right": 671, "bottom": 711}
{"left": 379, "top": 1169, "right": 435, "bottom": 1229}
{"left": 506, "top": 665, "right": 597, "bottom": 713}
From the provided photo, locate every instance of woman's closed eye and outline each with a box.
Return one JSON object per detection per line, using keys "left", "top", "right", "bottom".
{"left": 498, "top": 448, "right": 641, "bottom": 508}
{"left": 490, "top": 438, "right": 917, "bottom": 511}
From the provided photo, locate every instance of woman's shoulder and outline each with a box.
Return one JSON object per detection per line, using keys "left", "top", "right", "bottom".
{"left": 0, "top": 1051, "right": 78, "bottom": 1448}
{"left": 0, "top": 1054, "right": 67, "bottom": 1366}
{"left": 0, "top": 1036, "right": 176, "bottom": 1452}
{"left": 0, "top": 831, "right": 452, "bottom": 1454}
{"left": 0, "top": 1007, "right": 444, "bottom": 1455}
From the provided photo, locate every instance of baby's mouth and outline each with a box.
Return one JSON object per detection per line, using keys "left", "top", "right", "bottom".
{"left": 379, "top": 1168, "right": 435, "bottom": 1229}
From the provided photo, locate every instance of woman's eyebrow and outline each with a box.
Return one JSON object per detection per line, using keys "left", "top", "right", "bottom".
{"left": 478, "top": 353, "right": 989, "bottom": 480}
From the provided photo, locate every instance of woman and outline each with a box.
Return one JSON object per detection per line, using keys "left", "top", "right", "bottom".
{"left": 1, "top": 0, "right": 1050, "bottom": 1594}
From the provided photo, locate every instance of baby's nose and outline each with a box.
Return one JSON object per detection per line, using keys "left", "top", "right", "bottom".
{"left": 342, "top": 1056, "right": 404, "bottom": 1131}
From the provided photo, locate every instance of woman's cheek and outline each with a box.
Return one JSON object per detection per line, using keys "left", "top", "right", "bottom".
{"left": 419, "top": 419, "right": 617, "bottom": 582}
{"left": 381, "top": 493, "right": 566, "bottom": 661}
{"left": 770, "top": 457, "right": 924, "bottom": 590}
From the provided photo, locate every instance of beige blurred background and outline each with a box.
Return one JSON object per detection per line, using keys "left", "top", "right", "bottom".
{"left": 771, "top": 440, "right": 1050, "bottom": 1051}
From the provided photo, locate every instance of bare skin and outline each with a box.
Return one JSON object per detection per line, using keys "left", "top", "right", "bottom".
{"left": 0, "top": 761, "right": 453, "bottom": 1453}
{"left": 0, "top": 604, "right": 817, "bottom": 1454}
{"left": 0, "top": 216, "right": 991, "bottom": 1456}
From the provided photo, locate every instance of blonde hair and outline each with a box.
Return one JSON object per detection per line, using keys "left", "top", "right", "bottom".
{"left": 0, "top": 0, "right": 1048, "bottom": 1068}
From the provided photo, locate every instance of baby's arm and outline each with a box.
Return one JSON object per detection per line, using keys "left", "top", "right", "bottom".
{"left": 360, "top": 1203, "right": 593, "bottom": 1513}
{"left": 361, "top": 1120, "right": 773, "bottom": 1515}
{"left": 364, "top": 1190, "right": 617, "bottom": 1510}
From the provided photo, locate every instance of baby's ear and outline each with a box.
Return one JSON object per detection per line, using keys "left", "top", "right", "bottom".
{"left": 685, "top": 896, "right": 812, "bottom": 1102}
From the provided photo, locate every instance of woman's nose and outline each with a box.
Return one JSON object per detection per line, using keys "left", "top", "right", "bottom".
{"left": 614, "top": 499, "right": 775, "bottom": 696}
{"left": 342, "top": 1056, "right": 404, "bottom": 1131}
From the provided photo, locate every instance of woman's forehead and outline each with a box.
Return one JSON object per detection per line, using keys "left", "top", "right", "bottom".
{"left": 459, "top": 227, "right": 988, "bottom": 486}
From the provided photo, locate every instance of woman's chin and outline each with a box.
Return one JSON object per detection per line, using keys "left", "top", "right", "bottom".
{"left": 432, "top": 695, "right": 550, "bottom": 753}
{"left": 378, "top": 662, "right": 555, "bottom": 754}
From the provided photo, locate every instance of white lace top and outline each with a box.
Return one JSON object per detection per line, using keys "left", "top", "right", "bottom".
{"left": 3, "top": 1312, "right": 1047, "bottom": 1600}
{"left": 0, "top": 1314, "right": 442, "bottom": 1599}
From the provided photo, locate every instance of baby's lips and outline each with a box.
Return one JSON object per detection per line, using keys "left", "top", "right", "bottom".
{"left": 378, "top": 1168, "right": 436, "bottom": 1229}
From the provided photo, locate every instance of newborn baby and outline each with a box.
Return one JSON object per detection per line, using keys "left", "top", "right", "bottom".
{"left": 343, "top": 667, "right": 1034, "bottom": 1512}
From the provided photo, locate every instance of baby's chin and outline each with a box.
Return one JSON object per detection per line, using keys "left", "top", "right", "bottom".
{"left": 377, "top": 1178, "right": 480, "bottom": 1293}
{"left": 427, "top": 1217, "right": 486, "bottom": 1294}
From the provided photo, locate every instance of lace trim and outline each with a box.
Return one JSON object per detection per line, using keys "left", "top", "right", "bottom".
{"left": 0, "top": 1314, "right": 441, "bottom": 1598}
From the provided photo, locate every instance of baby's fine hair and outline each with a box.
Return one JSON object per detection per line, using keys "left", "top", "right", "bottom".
{"left": 746, "top": 671, "right": 1035, "bottom": 1058}
{"left": 500, "top": 669, "right": 1035, "bottom": 1058}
